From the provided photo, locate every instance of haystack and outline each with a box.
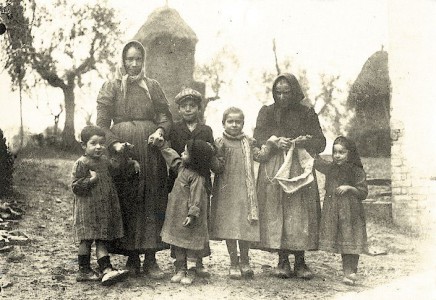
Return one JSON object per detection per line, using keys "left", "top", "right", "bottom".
{"left": 347, "top": 50, "right": 391, "bottom": 157}
{"left": 133, "top": 7, "right": 205, "bottom": 121}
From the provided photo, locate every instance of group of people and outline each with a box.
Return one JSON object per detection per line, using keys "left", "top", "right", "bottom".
{"left": 71, "top": 40, "right": 369, "bottom": 287}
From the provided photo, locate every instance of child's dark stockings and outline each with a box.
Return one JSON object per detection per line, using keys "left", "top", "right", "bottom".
{"left": 341, "top": 254, "right": 359, "bottom": 275}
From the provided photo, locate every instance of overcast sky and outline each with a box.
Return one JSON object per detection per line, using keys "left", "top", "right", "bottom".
{"left": 0, "top": 0, "right": 395, "bottom": 143}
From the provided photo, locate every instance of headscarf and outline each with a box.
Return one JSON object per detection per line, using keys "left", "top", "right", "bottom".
{"left": 117, "top": 40, "right": 151, "bottom": 100}
{"left": 333, "top": 136, "right": 363, "bottom": 168}
{"left": 272, "top": 73, "right": 305, "bottom": 105}
{"left": 271, "top": 73, "right": 305, "bottom": 125}
{"left": 330, "top": 136, "right": 363, "bottom": 186}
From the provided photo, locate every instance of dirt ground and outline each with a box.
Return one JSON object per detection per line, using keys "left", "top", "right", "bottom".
{"left": 0, "top": 152, "right": 433, "bottom": 300}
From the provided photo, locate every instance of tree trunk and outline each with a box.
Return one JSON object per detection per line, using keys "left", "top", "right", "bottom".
{"left": 62, "top": 85, "right": 77, "bottom": 149}
{"left": 19, "top": 78, "right": 24, "bottom": 150}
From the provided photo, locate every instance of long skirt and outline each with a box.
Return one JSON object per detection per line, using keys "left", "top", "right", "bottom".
{"left": 319, "top": 193, "right": 368, "bottom": 254}
{"left": 255, "top": 150, "right": 321, "bottom": 251}
{"left": 109, "top": 120, "right": 169, "bottom": 254}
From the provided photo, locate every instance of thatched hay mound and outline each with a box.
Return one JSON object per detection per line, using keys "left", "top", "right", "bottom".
{"left": 347, "top": 50, "right": 391, "bottom": 157}
{"left": 133, "top": 7, "right": 197, "bottom": 46}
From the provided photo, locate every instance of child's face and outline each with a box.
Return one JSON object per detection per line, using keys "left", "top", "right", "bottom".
{"left": 333, "top": 144, "right": 349, "bottom": 165}
{"left": 178, "top": 99, "right": 199, "bottom": 123}
{"left": 224, "top": 112, "right": 244, "bottom": 136}
{"left": 181, "top": 145, "right": 191, "bottom": 164}
{"left": 82, "top": 135, "right": 106, "bottom": 159}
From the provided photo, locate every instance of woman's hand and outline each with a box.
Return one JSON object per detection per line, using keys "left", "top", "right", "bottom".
{"left": 132, "top": 160, "right": 140, "bottom": 174}
{"left": 112, "top": 142, "right": 134, "bottom": 153}
{"left": 277, "top": 137, "right": 293, "bottom": 151}
{"left": 89, "top": 170, "right": 98, "bottom": 183}
{"left": 294, "top": 135, "right": 312, "bottom": 147}
{"left": 183, "top": 216, "right": 195, "bottom": 227}
{"left": 148, "top": 129, "right": 165, "bottom": 146}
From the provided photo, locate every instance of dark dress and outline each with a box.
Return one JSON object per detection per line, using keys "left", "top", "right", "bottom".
{"left": 254, "top": 95, "right": 326, "bottom": 250}
{"left": 314, "top": 158, "right": 368, "bottom": 254}
{"left": 97, "top": 77, "right": 172, "bottom": 253}
{"left": 168, "top": 121, "right": 214, "bottom": 192}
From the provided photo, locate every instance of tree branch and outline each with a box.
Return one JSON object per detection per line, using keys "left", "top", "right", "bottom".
{"left": 72, "top": 34, "right": 97, "bottom": 77}
{"left": 273, "top": 39, "right": 281, "bottom": 75}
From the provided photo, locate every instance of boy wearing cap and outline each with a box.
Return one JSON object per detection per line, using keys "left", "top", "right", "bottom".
{"left": 168, "top": 87, "right": 214, "bottom": 278}
{"left": 170, "top": 88, "right": 214, "bottom": 156}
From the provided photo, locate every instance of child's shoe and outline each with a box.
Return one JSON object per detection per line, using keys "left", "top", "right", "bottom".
{"left": 125, "top": 255, "right": 141, "bottom": 277}
{"left": 229, "top": 255, "right": 242, "bottom": 279}
{"left": 294, "top": 263, "right": 314, "bottom": 280}
{"left": 240, "top": 256, "right": 254, "bottom": 278}
{"left": 272, "top": 260, "right": 292, "bottom": 279}
{"left": 101, "top": 267, "right": 129, "bottom": 286}
{"left": 171, "top": 270, "right": 186, "bottom": 283}
{"left": 195, "top": 262, "right": 210, "bottom": 278}
{"left": 228, "top": 265, "right": 242, "bottom": 280}
{"left": 343, "top": 273, "right": 357, "bottom": 286}
{"left": 143, "top": 261, "right": 165, "bottom": 279}
{"left": 239, "top": 263, "right": 254, "bottom": 278}
{"left": 76, "top": 267, "right": 100, "bottom": 282}
{"left": 180, "top": 268, "right": 196, "bottom": 285}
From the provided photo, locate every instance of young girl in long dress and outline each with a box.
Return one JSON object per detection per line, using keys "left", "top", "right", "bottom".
{"left": 159, "top": 139, "right": 214, "bottom": 285}
{"left": 210, "top": 107, "right": 272, "bottom": 279}
{"left": 72, "top": 126, "right": 138, "bottom": 285}
{"left": 314, "top": 136, "right": 368, "bottom": 285}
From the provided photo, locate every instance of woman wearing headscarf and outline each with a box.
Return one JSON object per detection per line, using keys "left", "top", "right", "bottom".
{"left": 253, "top": 73, "right": 326, "bottom": 279}
{"left": 96, "top": 40, "right": 172, "bottom": 278}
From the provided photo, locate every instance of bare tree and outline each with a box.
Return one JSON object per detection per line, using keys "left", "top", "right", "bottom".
{"left": 195, "top": 46, "right": 239, "bottom": 99}
{"left": 1, "top": 0, "right": 122, "bottom": 149}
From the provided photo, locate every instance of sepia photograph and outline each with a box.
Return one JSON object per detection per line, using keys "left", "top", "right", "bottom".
{"left": 0, "top": 0, "right": 435, "bottom": 299}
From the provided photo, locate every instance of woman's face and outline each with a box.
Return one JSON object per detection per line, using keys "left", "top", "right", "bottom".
{"left": 274, "top": 79, "right": 294, "bottom": 108}
{"left": 124, "top": 46, "right": 143, "bottom": 76}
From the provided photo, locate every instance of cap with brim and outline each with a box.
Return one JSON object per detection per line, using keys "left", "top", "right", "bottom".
{"left": 175, "top": 88, "right": 202, "bottom": 105}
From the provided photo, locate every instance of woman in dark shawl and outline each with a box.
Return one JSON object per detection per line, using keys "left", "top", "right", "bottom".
{"left": 253, "top": 73, "right": 326, "bottom": 279}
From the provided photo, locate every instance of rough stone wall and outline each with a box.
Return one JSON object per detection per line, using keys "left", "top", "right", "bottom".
{"left": 389, "top": 0, "right": 436, "bottom": 234}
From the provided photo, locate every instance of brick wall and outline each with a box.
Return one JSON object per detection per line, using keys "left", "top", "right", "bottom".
{"left": 389, "top": 0, "right": 436, "bottom": 234}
